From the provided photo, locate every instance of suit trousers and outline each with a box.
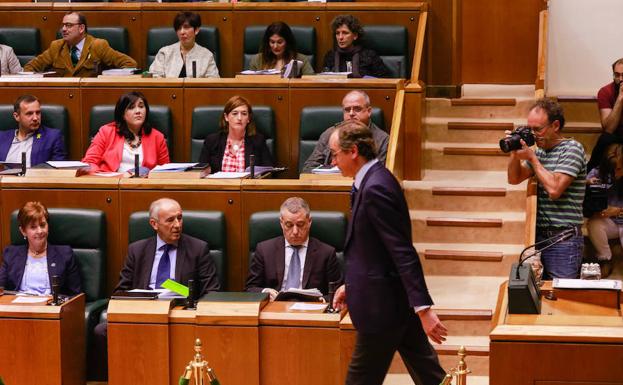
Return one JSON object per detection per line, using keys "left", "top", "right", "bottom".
{"left": 346, "top": 311, "right": 445, "bottom": 385}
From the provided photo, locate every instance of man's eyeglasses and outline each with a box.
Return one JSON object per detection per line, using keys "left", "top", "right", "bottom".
{"left": 343, "top": 106, "right": 367, "bottom": 114}
{"left": 61, "top": 22, "right": 82, "bottom": 29}
{"left": 614, "top": 72, "right": 623, "bottom": 79}
{"left": 528, "top": 122, "right": 552, "bottom": 133}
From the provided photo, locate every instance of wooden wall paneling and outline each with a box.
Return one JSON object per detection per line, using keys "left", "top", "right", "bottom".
{"left": 141, "top": 4, "right": 233, "bottom": 78}
{"left": 0, "top": 3, "right": 57, "bottom": 55}
{"left": 289, "top": 79, "right": 399, "bottom": 175}
{"left": 233, "top": 3, "right": 327, "bottom": 74}
{"left": 404, "top": 82, "right": 424, "bottom": 180}
{"left": 0, "top": 81, "right": 82, "bottom": 160}
{"left": 183, "top": 79, "right": 291, "bottom": 176}
{"left": 326, "top": 3, "right": 424, "bottom": 78}
{"left": 169, "top": 320, "right": 197, "bottom": 385}
{"left": 118, "top": 183, "right": 243, "bottom": 291}
{"left": 0, "top": 180, "right": 121, "bottom": 293}
{"left": 461, "top": 0, "right": 544, "bottom": 84}
{"left": 79, "top": 79, "right": 185, "bottom": 161}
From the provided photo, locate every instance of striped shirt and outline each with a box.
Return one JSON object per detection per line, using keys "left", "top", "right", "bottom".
{"left": 527, "top": 139, "right": 586, "bottom": 228}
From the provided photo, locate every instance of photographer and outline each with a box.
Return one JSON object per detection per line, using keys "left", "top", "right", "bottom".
{"left": 586, "top": 143, "right": 623, "bottom": 277}
{"left": 507, "top": 98, "right": 587, "bottom": 279}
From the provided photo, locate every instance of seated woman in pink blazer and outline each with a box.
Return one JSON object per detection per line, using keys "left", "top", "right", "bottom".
{"left": 82, "top": 91, "right": 170, "bottom": 173}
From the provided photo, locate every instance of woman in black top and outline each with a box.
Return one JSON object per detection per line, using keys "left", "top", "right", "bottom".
{"left": 322, "top": 15, "right": 390, "bottom": 78}
{"left": 198, "top": 95, "right": 274, "bottom": 173}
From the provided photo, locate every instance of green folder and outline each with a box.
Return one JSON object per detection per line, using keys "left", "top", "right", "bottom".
{"left": 162, "top": 279, "right": 189, "bottom": 297}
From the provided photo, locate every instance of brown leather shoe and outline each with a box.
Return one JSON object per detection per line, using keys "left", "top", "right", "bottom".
{"left": 599, "top": 260, "right": 613, "bottom": 278}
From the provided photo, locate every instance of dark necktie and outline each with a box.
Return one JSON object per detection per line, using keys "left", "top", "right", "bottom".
{"left": 155, "top": 244, "right": 171, "bottom": 288}
{"left": 71, "top": 46, "right": 79, "bottom": 66}
{"left": 350, "top": 184, "right": 358, "bottom": 210}
{"left": 285, "top": 245, "right": 301, "bottom": 290}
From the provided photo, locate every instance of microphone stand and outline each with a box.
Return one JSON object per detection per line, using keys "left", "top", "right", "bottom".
{"left": 515, "top": 227, "right": 578, "bottom": 279}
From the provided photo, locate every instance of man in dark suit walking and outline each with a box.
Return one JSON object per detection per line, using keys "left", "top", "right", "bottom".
{"left": 92, "top": 197, "right": 219, "bottom": 380}
{"left": 245, "top": 197, "right": 342, "bottom": 300}
{"left": 330, "top": 120, "right": 447, "bottom": 385}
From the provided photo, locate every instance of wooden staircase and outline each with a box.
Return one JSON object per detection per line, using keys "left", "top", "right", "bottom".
{"left": 387, "top": 89, "right": 537, "bottom": 385}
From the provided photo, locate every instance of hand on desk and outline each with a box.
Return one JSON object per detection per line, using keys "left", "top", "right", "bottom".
{"left": 418, "top": 307, "right": 447, "bottom": 344}
{"left": 262, "top": 288, "right": 279, "bottom": 301}
{"left": 332, "top": 284, "right": 347, "bottom": 311}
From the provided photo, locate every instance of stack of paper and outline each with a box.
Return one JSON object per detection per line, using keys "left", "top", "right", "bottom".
{"left": 101, "top": 68, "right": 139, "bottom": 76}
{"left": 151, "top": 163, "right": 198, "bottom": 172}
{"left": 239, "top": 69, "right": 281, "bottom": 75}
{"left": 311, "top": 165, "right": 340, "bottom": 174}
{"left": 207, "top": 171, "right": 251, "bottom": 179}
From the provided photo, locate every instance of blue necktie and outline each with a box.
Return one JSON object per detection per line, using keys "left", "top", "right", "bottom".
{"left": 71, "top": 46, "right": 79, "bottom": 66}
{"left": 350, "top": 184, "right": 358, "bottom": 210}
{"left": 155, "top": 244, "right": 171, "bottom": 288}
{"left": 285, "top": 245, "right": 301, "bottom": 290}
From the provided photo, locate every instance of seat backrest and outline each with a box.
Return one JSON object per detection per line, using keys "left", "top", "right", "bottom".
{"left": 0, "top": 28, "right": 41, "bottom": 66}
{"left": 242, "top": 25, "right": 316, "bottom": 70}
{"left": 10, "top": 208, "right": 107, "bottom": 302}
{"left": 190, "top": 105, "right": 276, "bottom": 162}
{"left": 146, "top": 27, "right": 219, "bottom": 68}
{"left": 360, "top": 25, "right": 408, "bottom": 78}
{"left": 248, "top": 210, "right": 347, "bottom": 268}
{"left": 298, "top": 106, "right": 385, "bottom": 172}
{"left": 55, "top": 27, "right": 129, "bottom": 54}
{"left": 0, "top": 104, "right": 70, "bottom": 149}
{"left": 89, "top": 105, "right": 173, "bottom": 152}
{"left": 128, "top": 210, "right": 227, "bottom": 289}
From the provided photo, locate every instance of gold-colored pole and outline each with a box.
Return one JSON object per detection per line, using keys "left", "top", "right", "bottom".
{"left": 455, "top": 346, "right": 471, "bottom": 385}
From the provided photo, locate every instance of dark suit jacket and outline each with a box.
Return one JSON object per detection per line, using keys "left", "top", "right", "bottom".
{"left": 345, "top": 162, "right": 432, "bottom": 334}
{"left": 115, "top": 234, "right": 220, "bottom": 297}
{"left": 198, "top": 131, "right": 274, "bottom": 173}
{"left": 0, "top": 126, "right": 67, "bottom": 166}
{"left": 0, "top": 244, "right": 81, "bottom": 295}
{"left": 23, "top": 34, "right": 137, "bottom": 77}
{"left": 245, "top": 236, "right": 342, "bottom": 295}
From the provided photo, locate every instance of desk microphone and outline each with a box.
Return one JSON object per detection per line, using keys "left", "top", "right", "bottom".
{"left": 20, "top": 151, "right": 26, "bottom": 176}
{"left": 192, "top": 61, "right": 197, "bottom": 78}
{"left": 186, "top": 279, "right": 196, "bottom": 310}
{"left": 133, "top": 153, "right": 140, "bottom": 178}
{"left": 326, "top": 281, "right": 339, "bottom": 313}
{"left": 249, "top": 154, "right": 255, "bottom": 179}
{"left": 51, "top": 275, "right": 60, "bottom": 306}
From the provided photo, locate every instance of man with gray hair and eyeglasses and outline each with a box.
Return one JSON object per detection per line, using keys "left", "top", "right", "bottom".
{"left": 301, "top": 90, "right": 389, "bottom": 173}
{"left": 245, "top": 197, "right": 342, "bottom": 301}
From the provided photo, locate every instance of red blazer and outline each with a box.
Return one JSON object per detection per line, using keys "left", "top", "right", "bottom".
{"left": 82, "top": 122, "right": 170, "bottom": 172}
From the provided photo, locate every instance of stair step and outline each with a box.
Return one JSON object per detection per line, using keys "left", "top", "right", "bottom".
{"left": 564, "top": 122, "right": 602, "bottom": 134}
{"left": 436, "top": 308, "right": 493, "bottom": 320}
{"left": 451, "top": 98, "right": 516, "bottom": 107}
{"left": 427, "top": 275, "right": 507, "bottom": 311}
{"left": 443, "top": 147, "right": 506, "bottom": 156}
{"left": 433, "top": 336, "right": 490, "bottom": 356}
{"left": 424, "top": 249, "right": 504, "bottom": 262}
{"left": 432, "top": 187, "right": 507, "bottom": 197}
{"left": 416, "top": 242, "right": 520, "bottom": 276}
{"left": 448, "top": 121, "right": 514, "bottom": 131}
{"left": 426, "top": 217, "right": 503, "bottom": 228}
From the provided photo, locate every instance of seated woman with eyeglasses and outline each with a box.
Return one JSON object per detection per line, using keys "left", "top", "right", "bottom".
{"left": 0, "top": 201, "right": 81, "bottom": 296}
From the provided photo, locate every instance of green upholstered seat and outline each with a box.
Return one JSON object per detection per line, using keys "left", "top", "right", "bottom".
{"left": 146, "top": 27, "right": 219, "bottom": 68}
{"left": 0, "top": 104, "right": 70, "bottom": 150}
{"left": 10, "top": 208, "right": 108, "bottom": 351}
{"left": 88, "top": 104, "right": 173, "bottom": 152}
{"left": 127, "top": 210, "right": 227, "bottom": 289}
{"left": 190, "top": 105, "right": 276, "bottom": 162}
{"left": 297, "top": 106, "right": 384, "bottom": 172}
{"left": 242, "top": 25, "right": 316, "bottom": 70}
{"left": 361, "top": 25, "right": 409, "bottom": 78}
{"left": 248, "top": 210, "right": 347, "bottom": 268}
{"left": 0, "top": 27, "right": 41, "bottom": 66}
{"left": 56, "top": 27, "right": 129, "bottom": 54}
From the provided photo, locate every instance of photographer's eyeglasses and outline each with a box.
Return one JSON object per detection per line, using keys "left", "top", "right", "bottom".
{"left": 528, "top": 122, "right": 552, "bottom": 133}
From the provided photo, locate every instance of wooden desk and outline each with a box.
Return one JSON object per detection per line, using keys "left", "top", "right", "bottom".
{"left": 339, "top": 313, "right": 356, "bottom": 382}
{"left": 259, "top": 301, "right": 343, "bottom": 385}
{"left": 0, "top": 293, "right": 85, "bottom": 385}
{"left": 490, "top": 281, "right": 623, "bottom": 385}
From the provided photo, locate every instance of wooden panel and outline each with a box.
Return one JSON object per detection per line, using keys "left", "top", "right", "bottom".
{"left": 443, "top": 147, "right": 506, "bottom": 156}
{"left": 260, "top": 326, "right": 341, "bottom": 385}
{"left": 0, "top": 186, "right": 120, "bottom": 293}
{"left": 447, "top": 122, "right": 514, "bottom": 131}
{"left": 108, "top": 322, "right": 170, "bottom": 385}
{"left": 0, "top": 3, "right": 58, "bottom": 53}
{"left": 424, "top": 249, "right": 503, "bottom": 262}
{"left": 118, "top": 189, "right": 243, "bottom": 291}
{"left": 60, "top": 294, "right": 86, "bottom": 385}
{"left": 425, "top": 217, "right": 503, "bottom": 227}
{"left": 451, "top": 98, "right": 516, "bottom": 106}
{"left": 404, "top": 83, "right": 423, "bottom": 179}
{"left": 79, "top": 80, "right": 185, "bottom": 161}
{"left": 461, "top": 0, "right": 544, "bottom": 84}
{"left": 431, "top": 187, "right": 506, "bottom": 196}
{"left": 196, "top": 326, "right": 260, "bottom": 385}
{"left": 0, "top": 83, "right": 82, "bottom": 160}
{"left": 169, "top": 323, "right": 197, "bottom": 385}
{"left": 339, "top": 315, "right": 356, "bottom": 383}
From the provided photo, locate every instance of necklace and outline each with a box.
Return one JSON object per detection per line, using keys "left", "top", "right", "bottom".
{"left": 126, "top": 134, "right": 142, "bottom": 149}
{"left": 29, "top": 245, "right": 47, "bottom": 257}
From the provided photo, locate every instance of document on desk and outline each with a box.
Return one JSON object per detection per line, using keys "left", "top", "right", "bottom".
{"left": 46, "top": 161, "right": 89, "bottom": 168}
{"left": 207, "top": 171, "right": 250, "bottom": 179}
{"left": 289, "top": 302, "right": 328, "bottom": 311}
{"left": 553, "top": 278, "right": 622, "bottom": 290}
{"left": 12, "top": 296, "right": 50, "bottom": 304}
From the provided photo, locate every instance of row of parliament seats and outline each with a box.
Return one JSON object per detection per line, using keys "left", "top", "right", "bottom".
{"left": 0, "top": 103, "right": 386, "bottom": 173}
{"left": 5, "top": 207, "right": 346, "bottom": 366}
{"left": 0, "top": 25, "right": 409, "bottom": 77}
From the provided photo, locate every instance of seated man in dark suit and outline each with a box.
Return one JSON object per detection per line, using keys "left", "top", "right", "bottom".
{"left": 0, "top": 95, "right": 67, "bottom": 167}
{"left": 24, "top": 12, "right": 137, "bottom": 77}
{"left": 92, "top": 197, "right": 219, "bottom": 381}
{"left": 245, "top": 197, "right": 342, "bottom": 301}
